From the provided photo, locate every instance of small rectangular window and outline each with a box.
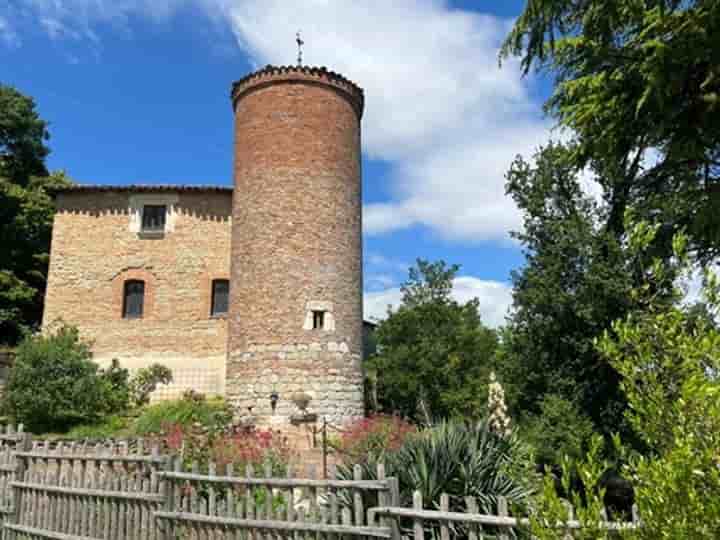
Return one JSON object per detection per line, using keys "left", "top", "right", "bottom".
{"left": 211, "top": 279, "right": 229, "bottom": 317}
{"left": 141, "top": 205, "right": 166, "bottom": 232}
{"left": 312, "top": 310, "right": 325, "bottom": 330}
{"left": 123, "top": 280, "right": 145, "bottom": 319}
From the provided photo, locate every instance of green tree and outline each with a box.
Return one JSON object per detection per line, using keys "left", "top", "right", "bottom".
{"left": 0, "top": 84, "right": 71, "bottom": 344}
{"left": 0, "top": 84, "right": 49, "bottom": 184}
{"left": 368, "top": 260, "right": 499, "bottom": 421}
{"left": 501, "top": 0, "right": 720, "bottom": 262}
{"left": 500, "top": 143, "right": 657, "bottom": 441}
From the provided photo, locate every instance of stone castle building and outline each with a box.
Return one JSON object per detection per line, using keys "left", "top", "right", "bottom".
{"left": 43, "top": 65, "right": 366, "bottom": 427}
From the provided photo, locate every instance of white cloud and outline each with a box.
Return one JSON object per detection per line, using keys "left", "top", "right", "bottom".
{"left": 219, "top": 0, "right": 551, "bottom": 242}
{"left": 0, "top": 15, "right": 20, "bottom": 47}
{"left": 13, "top": 0, "right": 551, "bottom": 243}
{"left": 364, "top": 275, "right": 512, "bottom": 328}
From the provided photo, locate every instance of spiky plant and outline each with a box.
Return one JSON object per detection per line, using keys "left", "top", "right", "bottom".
{"left": 337, "top": 420, "right": 535, "bottom": 536}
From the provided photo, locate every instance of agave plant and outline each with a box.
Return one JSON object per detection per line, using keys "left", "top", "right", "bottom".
{"left": 337, "top": 420, "right": 535, "bottom": 536}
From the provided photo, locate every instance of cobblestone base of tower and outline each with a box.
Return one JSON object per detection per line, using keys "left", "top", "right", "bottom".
{"left": 226, "top": 341, "right": 364, "bottom": 427}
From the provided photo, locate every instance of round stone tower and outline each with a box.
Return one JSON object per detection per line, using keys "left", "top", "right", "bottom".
{"left": 226, "top": 65, "right": 365, "bottom": 427}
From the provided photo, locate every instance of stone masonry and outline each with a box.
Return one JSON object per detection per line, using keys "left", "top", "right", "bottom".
{"left": 43, "top": 188, "right": 232, "bottom": 399}
{"left": 226, "top": 66, "right": 365, "bottom": 426}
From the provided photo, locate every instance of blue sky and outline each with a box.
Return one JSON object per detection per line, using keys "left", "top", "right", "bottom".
{"left": 1, "top": 0, "right": 555, "bottom": 327}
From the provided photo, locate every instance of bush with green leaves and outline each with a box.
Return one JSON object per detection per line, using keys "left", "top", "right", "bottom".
{"left": 129, "top": 363, "right": 173, "bottom": 408}
{"left": 133, "top": 392, "right": 232, "bottom": 435}
{"left": 528, "top": 228, "right": 720, "bottom": 538}
{"left": 5, "top": 325, "right": 115, "bottom": 432}
{"left": 98, "top": 359, "right": 131, "bottom": 414}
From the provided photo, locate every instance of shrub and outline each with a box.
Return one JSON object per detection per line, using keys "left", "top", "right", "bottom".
{"left": 65, "top": 415, "right": 131, "bottom": 439}
{"left": 129, "top": 364, "right": 173, "bottom": 408}
{"left": 5, "top": 325, "right": 118, "bottom": 432}
{"left": 98, "top": 359, "right": 131, "bottom": 414}
{"left": 529, "top": 230, "right": 720, "bottom": 538}
{"left": 333, "top": 414, "right": 416, "bottom": 463}
{"left": 133, "top": 393, "right": 232, "bottom": 435}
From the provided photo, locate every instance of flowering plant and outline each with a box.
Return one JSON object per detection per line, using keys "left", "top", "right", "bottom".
{"left": 164, "top": 422, "right": 294, "bottom": 475}
{"left": 333, "top": 414, "right": 416, "bottom": 463}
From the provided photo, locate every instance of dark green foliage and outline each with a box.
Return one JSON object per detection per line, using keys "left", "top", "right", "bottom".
{"left": 368, "top": 260, "right": 499, "bottom": 421}
{"left": 0, "top": 84, "right": 71, "bottom": 345}
{"left": 499, "top": 144, "right": 656, "bottom": 441}
{"left": 501, "top": 0, "right": 720, "bottom": 261}
{"left": 0, "top": 84, "right": 49, "bottom": 184}
{"left": 5, "top": 325, "right": 116, "bottom": 432}
{"left": 99, "top": 359, "right": 131, "bottom": 415}
{"left": 520, "top": 394, "right": 596, "bottom": 469}
{"left": 532, "top": 231, "right": 720, "bottom": 538}
{"left": 338, "top": 420, "right": 535, "bottom": 526}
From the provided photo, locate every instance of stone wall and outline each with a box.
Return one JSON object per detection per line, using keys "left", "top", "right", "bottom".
{"left": 43, "top": 189, "right": 232, "bottom": 398}
{"left": 226, "top": 66, "right": 365, "bottom": 426}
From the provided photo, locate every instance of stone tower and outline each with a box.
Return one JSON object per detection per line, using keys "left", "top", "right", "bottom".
{"left": 226, "top": 65, "right": 365, "bottom": 426}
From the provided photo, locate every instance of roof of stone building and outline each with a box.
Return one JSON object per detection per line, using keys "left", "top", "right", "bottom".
{"left": 52, "top": 184, "right": 233, "bottom": 194}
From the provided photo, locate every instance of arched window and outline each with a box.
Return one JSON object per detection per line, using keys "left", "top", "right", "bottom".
{"left": 211, "top": 279, "right": 229, "bottom": 316}
{"left": 123, "top": 280, "right": 145, "bottom": 319}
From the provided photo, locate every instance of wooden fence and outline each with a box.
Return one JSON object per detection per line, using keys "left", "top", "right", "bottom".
{"left": 374, "top": 490, "right": 640, "bottom": 540}
{"left": 155, "top": 461, "right": 398, "bottom": 539}
{"left": 0, "top": 425, "right": 639, "bottom": 540}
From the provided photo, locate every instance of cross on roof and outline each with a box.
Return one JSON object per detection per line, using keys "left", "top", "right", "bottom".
{"left": 296, "top": 31, "right": 305, "bottom": 66}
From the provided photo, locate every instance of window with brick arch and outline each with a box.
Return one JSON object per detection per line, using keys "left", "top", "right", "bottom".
{"left": 122, "top": 280, "right": 145, "bottom": 319}
{"left": 211, "top": 279, "right": 229, "bottom": 317}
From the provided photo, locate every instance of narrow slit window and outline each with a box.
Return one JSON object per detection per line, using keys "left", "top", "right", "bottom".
{"left": 312, "top": 310, "right": 325, "bottom": 330}
{"left": 141, "top": 205, "right": 166, "bottom": 232}
{"left": 211, "top": 279, "right": 229, "bottom": 317}
{"left": 123, "top": 280, "right": 145, "bottom": 319}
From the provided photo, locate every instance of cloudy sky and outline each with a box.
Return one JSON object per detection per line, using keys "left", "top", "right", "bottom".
{"left": 1, "top": 0, "right": 553, "bottom": 327}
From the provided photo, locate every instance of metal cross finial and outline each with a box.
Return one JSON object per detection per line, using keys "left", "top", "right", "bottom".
{"left": 296, "top": 31, "right": 304, "bottom": 66}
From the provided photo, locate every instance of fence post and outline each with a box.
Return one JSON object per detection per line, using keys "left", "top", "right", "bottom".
{"left": 157, "top": 455, "right": 172, "bottom": 540}
{"left": 563, "top": 501, "right": 574, "bottom": 540}
{"left": 388, "top": 477, "right": 401, "bottom": 540}
{"left": 497, "top": 496, "right": 509, "bottom": 540}
{"left": 465, "top": 497, "right": 479, "bottom": 540}
{"left": 376, "top": 464, "right": 389, "bottom": 531}
{"left": 439, "top": 494, "right": 449, "bottom": 540}
{"left": 412, "top": 491, "right": 424, "bottom": 540}
{"left": 8, "top": 430, "right": 31, "bottom": 540}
